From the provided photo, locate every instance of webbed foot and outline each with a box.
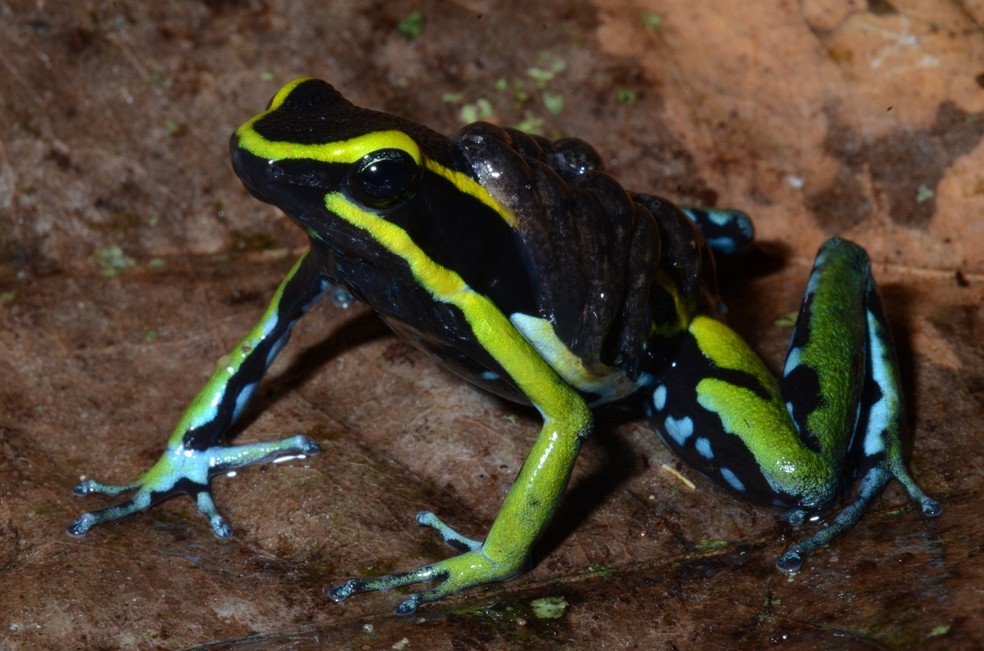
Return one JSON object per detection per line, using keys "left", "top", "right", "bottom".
{"left": 327, "top": 511, "right": 519, "bottom": 615}
{"left": 776, "top": 464, "right": 941, "bottom": 573}
{"left": 69, "top": 435, "right": 319, "bottom": 538}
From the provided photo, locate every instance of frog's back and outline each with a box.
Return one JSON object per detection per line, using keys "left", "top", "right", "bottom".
{"left": 457, "top": 124, "right": 718, "bottom": 400}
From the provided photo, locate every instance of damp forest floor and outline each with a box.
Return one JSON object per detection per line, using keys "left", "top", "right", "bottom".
{"left": 1, "top": 1, "right": 983, "bottom": 649}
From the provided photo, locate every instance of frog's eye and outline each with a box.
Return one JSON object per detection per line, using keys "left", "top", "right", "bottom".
{"left": 346, "top": 149, "right": 420, "bottom": 209}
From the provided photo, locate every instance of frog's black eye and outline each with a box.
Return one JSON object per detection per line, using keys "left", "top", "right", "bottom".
{"left": 346, "top": 149, "right": 420, "bottom": 209}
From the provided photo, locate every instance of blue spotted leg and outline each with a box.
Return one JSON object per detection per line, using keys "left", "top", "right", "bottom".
{"left": 69, "top": 251, "right": 332, "bottom": 538}
{"left": 680, "top": 207, "right": 755, "bottom": 256}
{"left": 644, "top": 237, "right": 939, "bottom": 570}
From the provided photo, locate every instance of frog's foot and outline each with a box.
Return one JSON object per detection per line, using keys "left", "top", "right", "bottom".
{"left": 776, "top": 463, "right": 941, "bottom": 573}
{"left": 69, "top": 435, "right": 319, "bottom": 539}
{"left": 327, "top": 511, "right": 519, "bottom": 615}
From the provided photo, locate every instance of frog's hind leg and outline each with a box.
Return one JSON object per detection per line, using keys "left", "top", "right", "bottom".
{"left": 775, "top": 237, "right": 940, "bottom": 572}
{"left": 679, "top": 207, "right": 754, "bottom": 255}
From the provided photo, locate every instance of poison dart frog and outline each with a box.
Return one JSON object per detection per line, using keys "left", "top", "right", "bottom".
{"left": 69, "top": 78, "right": 940, "bottom": 614}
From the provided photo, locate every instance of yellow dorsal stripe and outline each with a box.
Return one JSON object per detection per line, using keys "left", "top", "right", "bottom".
{"left": 325, "top": 192, "right": 468, "bottom": 299}
{"left": 423, "top": 160, "right": 516, "bottom": 228}
{"left": 323, "top": 192, "right": 571, "bottom": 415}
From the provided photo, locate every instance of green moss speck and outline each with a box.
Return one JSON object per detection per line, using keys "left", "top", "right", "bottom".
{"left": 397, "top": 10, "right": 425, "bottom": 40}
{"left": 774, "top": 310, "right": 798, "bottom": 327}
{"left": 642, "top": 12, "right": 662, "bottom": 32}
{"left": 915, "top": 184, "right": 935, "bottom": 204}
{"left": 530, "top": 596, "right": 568, "bottom": 619}
{"left": 93, "top": 246, "right": 134, "bottom": 277}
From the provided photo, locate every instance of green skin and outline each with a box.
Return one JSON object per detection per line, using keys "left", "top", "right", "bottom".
{"left": 69, "top": 78, "right": 940, "bottom": 615}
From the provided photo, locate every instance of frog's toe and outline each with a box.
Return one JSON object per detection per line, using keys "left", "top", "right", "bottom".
{"left": 328, "top": 564, "right": 449, "bottom": 615}
{"left": 206, "top": 435, "right": 321, "bottom": 471}
{"left": 194, "top": 490, "right": 232, "bottom": 538}
{"left": 325, "top": 511, "right": 485, "bottom": 613}
{"left": 66, "top": 512, "right": 98, "bottom": 537}
{"left": 326, "top": 578, "right": 361, "bottom": 603}
{"left": 395, "top": 593, "right": 423, "bottom": 616}
{"left": 69, "top": 481, "right": 234, "bottom": 539}
{"left": 921, "top": 497, "right": 942, "bottom": 517}
{"left": 71, "top": 478, "right": 141, "bottom": 497}
{"left": 325, "top": 511, "right": 482, "bottom": 607}
{"left": 416, "top": 511, "right": 482, "bottom": 551}
{"left": 775, "top": 548, "right": 805, "bottom": 573}
{"left": 327, "top": 563, "right": 444, "bottom": 604}
{"left": 328, "top": 547, "right": 522, "bottom": 614}
{"left": 67, "top": 491, "right": 153, "bottom": 537}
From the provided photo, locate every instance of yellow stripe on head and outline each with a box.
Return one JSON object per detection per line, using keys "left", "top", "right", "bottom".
{"left": 238, "top": 78, "right": 517, "bottom": 228}
{"left": 236, "top": 125, "right": 423, "bottom": 167}
{"left": 266, "top": 77, "right": 314, "bottom": 110}
{"left": 237, "top": 79, "right": 423, "bottom": 164}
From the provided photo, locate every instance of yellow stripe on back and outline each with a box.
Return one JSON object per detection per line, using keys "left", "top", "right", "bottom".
{"left": 323, "top": 193, "right": 567, "bottom": 414}
{"left": 423, "top": 160, "right": 517, "bottom": 228}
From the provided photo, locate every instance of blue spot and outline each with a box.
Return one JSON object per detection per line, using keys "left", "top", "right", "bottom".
{"left": 735, "top": 213, "right": 755, "bottom": 239}
{"left": 187, "top": 387, "right": 223, "bottom": 430}
{"left": 664, "top": 415, "right": 694, "bottom": 447}
{"left": 720, "top": 467, "right": 746, "bottom": 492}
{"left": 681, "top": 208, "right": 754, "bottom": 251}
{"left": 783, "top": 346, "right": 801, "bottom": 378}
{"left": 480, "top": 370, "right": 500, "bottom": 382}
{"left": 260, "top": 311, "right": 279, "bottom": 339}
{"left": 265, "top": 329, "right": 293, "bottom": 368}
{"left": 708, "top": 236, "right": 737, "bottom": 255}
{"left": 301, "top": 278, "right": 332, "bottom": 311}
{"left": 805, "top": 252, "right": 827, "bottom": 297}
{"left": 326, "top": 283, "right": 352, "bottom": 310}
{"left": 233, "top": 382, "right": 258, "bottom": 421}
{"left": 652, "top": 384, "right": 667, "bottom": 411}
{"left": 705, "top": 210, "right": 731, "bottom": 227}
{"left": 864, "top": 310, "right": 891, "bottom": 456}
{"left": 695, "top": 437, "right": 714, "bottom": 460}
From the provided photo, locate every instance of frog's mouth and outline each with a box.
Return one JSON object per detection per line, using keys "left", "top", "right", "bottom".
{"left": 236, "top": 176, "right": 270, "bottom": 205}
{"left": 231, "top": 135, "right": 342, "bottom": 209}
{"left": 229, "top": 135, "right": 271, "bottom": 203}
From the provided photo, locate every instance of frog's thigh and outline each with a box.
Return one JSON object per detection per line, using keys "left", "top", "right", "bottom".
{"left": 779, "top": 238, "right": 871, "bottom": 463}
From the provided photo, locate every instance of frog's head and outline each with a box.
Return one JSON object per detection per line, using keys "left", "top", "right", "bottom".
{"left": 230, "top": 78, "right": 463, "bottom": 243}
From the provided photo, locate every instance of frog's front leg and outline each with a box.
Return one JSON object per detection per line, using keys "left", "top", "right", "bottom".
{"left": 329, "top": 293, "right": 592, "bottom": 615}
{"left": 69, "top": 251, "right": 331, "bottom": 538}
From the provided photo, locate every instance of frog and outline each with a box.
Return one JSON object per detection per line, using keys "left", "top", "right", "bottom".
{"left": 69, "top": 78, "right": 940, "bottom": 614}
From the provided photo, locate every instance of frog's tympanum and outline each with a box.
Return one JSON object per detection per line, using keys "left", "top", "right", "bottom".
{"left": 70, "top": 79, "right": 940, "bottom": 614}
